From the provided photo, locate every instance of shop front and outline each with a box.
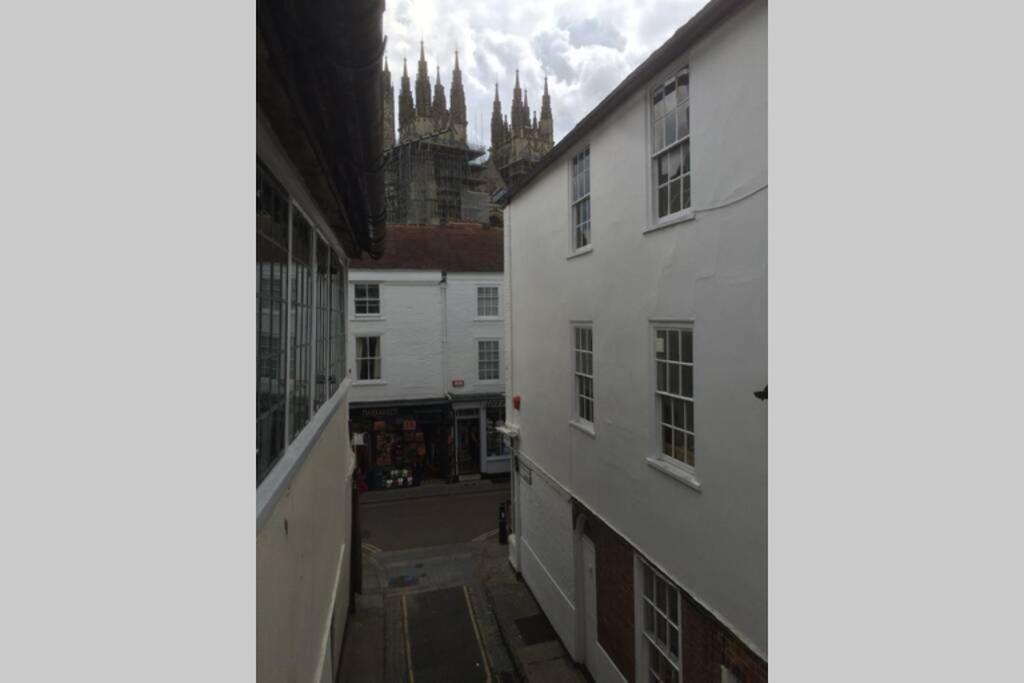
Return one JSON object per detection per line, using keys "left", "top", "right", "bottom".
{"left": 350, "top": 400, "right": 451, "bottom": 490}
{"left": 450, "top": 396, "right": 511, "bottom": 479}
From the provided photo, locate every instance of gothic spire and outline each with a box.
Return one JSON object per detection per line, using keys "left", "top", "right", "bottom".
{"left": 490, "top": 81, "right": 504, "bottom": 150}
{"left": 512, "top": 69, "right": 523, "bottom": 131}
{"left": 399, "top": 57, "right": 414, "bottom": 132}
{"left": 432, "top": 66, "right": 447, "bottom": 120}
{"left": 450, "top": 50, "right": 467, "bottom": 126}
{"left": 415, "top": 41, "right": 431, "bottom": 117}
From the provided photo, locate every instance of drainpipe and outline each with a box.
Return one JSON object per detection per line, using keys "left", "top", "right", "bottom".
{"left": 439, "top": 271, "right": 451, "bottom": 479}
{"left": 505, "top": 202, "right": 523, "bottom": 573}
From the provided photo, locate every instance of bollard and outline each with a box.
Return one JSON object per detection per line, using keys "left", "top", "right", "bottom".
{"left": 498, "top": 502, "right": 508, "bottom": 545}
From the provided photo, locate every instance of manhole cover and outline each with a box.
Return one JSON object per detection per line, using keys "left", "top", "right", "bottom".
{"left": 388, "top": 575, "right": 420, "bottom": 588}
{"left": 514, "top": 613, "right": 557, "bottom": 646}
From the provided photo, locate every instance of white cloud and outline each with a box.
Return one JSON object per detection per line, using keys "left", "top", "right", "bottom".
{"left": 383, "top": 0, "right": 706, "bottom": 147}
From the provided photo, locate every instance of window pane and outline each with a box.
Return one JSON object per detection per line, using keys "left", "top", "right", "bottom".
{"left": 662, "top": 425, "right": 673, "bottom": 457}
{"left": 658, "top": 186, "right": 668, "bottom": 217}
{"left": 661, "top": 395, "right": 672, "bottom": 425}
{"left": 657, "top": 155, "right": 668, "bottom": 185}
{"left": 644, "top": 565, "right": 653, "bottom": 598}
{"left": 668, "top": 147, "right": 681, "bottom": 180}
{"left": 683, "top": 400, "right": 693, "bottom": 432}
{"left": 654, "top": 120, "right": 664, "bottom": 151}
{"left": 678, "top": 106, "right": 689, "bottom": 138}
{"left": 680, "top": 330, "right": 692, "bottom": 362}
{"left": 683, "top": 174, "right": 691, "bottom": 210}
{"left": 644, "top": 603, "right": 654, "bottom": 632}
{"left": 665, "top": 110, "right": 677, "bottom": 146}
{"left": 656, "top": 330, "right": 667, "bottom": 360}
{"left": 667, "top": 330, "right": 680, "bottom": 361}
{"left": 682, "top": 140, "right": 690, "bottom": 174}
{"left": 668, "top": 591, "right": 679, "bottom": 624}
{"left": 669, "top": 180, "right": 681, "bottom": 215}
{"left": 669, "top": 364, "right": 680, "bottom": 395}
{"left": 686, "top": 433, "right": 695, "bottom": 466}
{"left": 656, "top": 614, "right": 666, "bottom": 644}
{"left": 682, "top": 366, "right": 693, "bottom": 397}
{"left": 669, "top": 625, "right": 678, "bottom": 656}
{"left": 656, "top": 578, "right": 666, "bottom": 611}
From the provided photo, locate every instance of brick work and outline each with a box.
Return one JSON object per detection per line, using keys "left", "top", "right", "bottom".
{"left": 581, "top": 504, "right": 767, "bottom": 683}
{"left": 586, "top": 513, "right": 636, "bottom": 682}
{"left": 678, "top": 583, "right": 768, "bottom": 683}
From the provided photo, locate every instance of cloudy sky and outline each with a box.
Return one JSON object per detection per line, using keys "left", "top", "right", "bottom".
{"left": 383, "top": 0, "right": 705, "bottom": 150}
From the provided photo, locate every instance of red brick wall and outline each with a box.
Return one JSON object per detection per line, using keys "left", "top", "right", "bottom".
{"left": 680, "top": 591, "right": 768, "bottom": 683}
{"left": 582, "top": 505, "right": 767, "bottom": 683}
{"left": 587, "top": 515, "right": 636, "bottom": 683}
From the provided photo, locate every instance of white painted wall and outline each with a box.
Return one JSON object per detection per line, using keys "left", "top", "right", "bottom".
{"left": 348, "top": 269, "right": 509, "bottom": 474}
{"left": 347, "top": 269, "right": 505, "bottom": 401}
{"left": 505, "top": 0, "right": 767, "bottom": 665}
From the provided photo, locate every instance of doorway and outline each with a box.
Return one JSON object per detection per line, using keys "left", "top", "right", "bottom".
{"left": 455, "top": 408, "right": 481, "bottom": 478}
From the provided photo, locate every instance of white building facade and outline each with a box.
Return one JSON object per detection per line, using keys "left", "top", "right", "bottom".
{"left": 348, "top": 224, "right": 510, "bottom": 486}
{"left": 502, "top": 0, "right": 767, "bottom": 681}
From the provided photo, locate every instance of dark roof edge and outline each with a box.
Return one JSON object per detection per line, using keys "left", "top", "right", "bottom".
{"left": 501, "top": 0, "right": 748, "bottom": 205}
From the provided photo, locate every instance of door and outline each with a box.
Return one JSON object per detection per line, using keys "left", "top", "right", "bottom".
{"left": 583, "top": 536, "right": 600, "bottom": 677}
{"left": 455, "top": 411, "right": 481, "bottom": 476}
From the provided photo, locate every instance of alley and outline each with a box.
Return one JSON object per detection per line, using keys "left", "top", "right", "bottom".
{"left": 340, "top": 487, "right": 586, "bottom": 682}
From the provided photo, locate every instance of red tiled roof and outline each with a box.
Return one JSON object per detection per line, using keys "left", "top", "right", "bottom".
{"left": 350, "top": 223, "right": 503, "bottom": 272}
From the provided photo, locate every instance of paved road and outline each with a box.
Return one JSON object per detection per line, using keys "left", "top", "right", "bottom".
{"left": 360, "top": 487, "right": 511, "bottom": 552}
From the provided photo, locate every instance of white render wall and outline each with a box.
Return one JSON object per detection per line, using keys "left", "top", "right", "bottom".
{"left": 506, "top": 0, "right": 767, "bottom": 662}
{"left": 347, "top": 269, "right": 505, "bottom": 402}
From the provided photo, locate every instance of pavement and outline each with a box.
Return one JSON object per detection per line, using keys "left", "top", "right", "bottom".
{"left": 339, "top": 488, "right": 585, "bottom": 682}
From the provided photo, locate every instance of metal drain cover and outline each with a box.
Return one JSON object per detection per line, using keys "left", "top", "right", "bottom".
{"left": 388, "top": 575, "right": 420, "bottom": 588}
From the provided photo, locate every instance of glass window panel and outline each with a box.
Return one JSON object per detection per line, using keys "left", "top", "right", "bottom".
{"left": 644, "top": 565, "right": 653, "bottom": 597}
{"left": 662, "top": 425, "right": 673, "bottom": 457}
{"left": 669, "top": 364, "right": 680, "bottom": 395}
{"left": 656, "top": 579, "right": 666, "bottom": 611}
{"left": 665, "top": 110, "right": 677, "bottom": 145}
{"left": 644, "top": 603, "right": 654, "bottom": 632}
{"left": 668, "top": 146, "right": 681, "bottom": 180}
{"left": 657, "top": 155, "right": 668, "bottom": 185}
{"left": 668, "top": 591, "right": 679, "bottom": 624}
{"left": 678, "top": 106, "right": 689, "bottom": 139}
{"left": 683, "top": 174, "right": 691, "bottom": 209}
{"left": 656, "top": 330, "right": 667, "bottom": 359}
{"left": 683, "top": 400, "right": 694, "bottom": 433}
{"left": 669, "top": 625, "right": 678, "bottom": 656}
{"left": 654, "top": 121, "right": 665, "bottom": 152}
{"left": 682, "top": 140, "right": 690, "bottom": 174}
{"left": 658, "top": 186, "right": 668, "bottom": 217}
{"left": 657, "top": 362, "right": 667, "bottom": 392}
{"left": 680, "top": 330, "right": 692, "bottom": 362}
{"left": 686, "top": 433, "right": 695, "bottom": 466}
{"left": 682, "top": 366, "right": 693, "bottom": 397}
{"left": 669, "top": 180, "right": 681, "bottom": 214}
{"left": 667, "top": 330, "right": 680, "bottom": 361}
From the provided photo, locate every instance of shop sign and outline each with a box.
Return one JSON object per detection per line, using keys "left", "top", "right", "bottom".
{"left": 362, "top": 407, "right": 399, "bottom": 417}
{"left": 452, "top": 379, "right": 465, "bottom": 387}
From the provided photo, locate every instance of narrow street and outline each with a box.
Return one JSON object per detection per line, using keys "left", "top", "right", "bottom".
{"left": 340, "top": 485, "right": 585, "bottom": 682}
{"left": 361, "top": 488, "right": 510, "bottom": 552}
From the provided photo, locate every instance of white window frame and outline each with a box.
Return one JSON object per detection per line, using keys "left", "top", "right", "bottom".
{"left": 476, "top": 285, "right": 500, "bottom": 319}
{"left": 353, "top": 282, "right": 381, "bottom": 317}
{"left": 636, "top": 555, "right": 683, "bottom": 683}
{"left": 355, "top": 334, "right": 382, "bottom": 382}
{"left": 647, "top": 320, "right": 701, "bottom": 490}
{"left": 477, "top": 339, "right": 501, "bottom": 382}
{"left": 644, "top": 61, "right": 694, "bottom": 233}
{"left": 569, "top": 146, "right": 592, "bottom": 254}
{"left": 572, "top": 324, "right": 594, "bottom": 427}
{"left": 257, "top": 159, "right": 350, "bottom": 490}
